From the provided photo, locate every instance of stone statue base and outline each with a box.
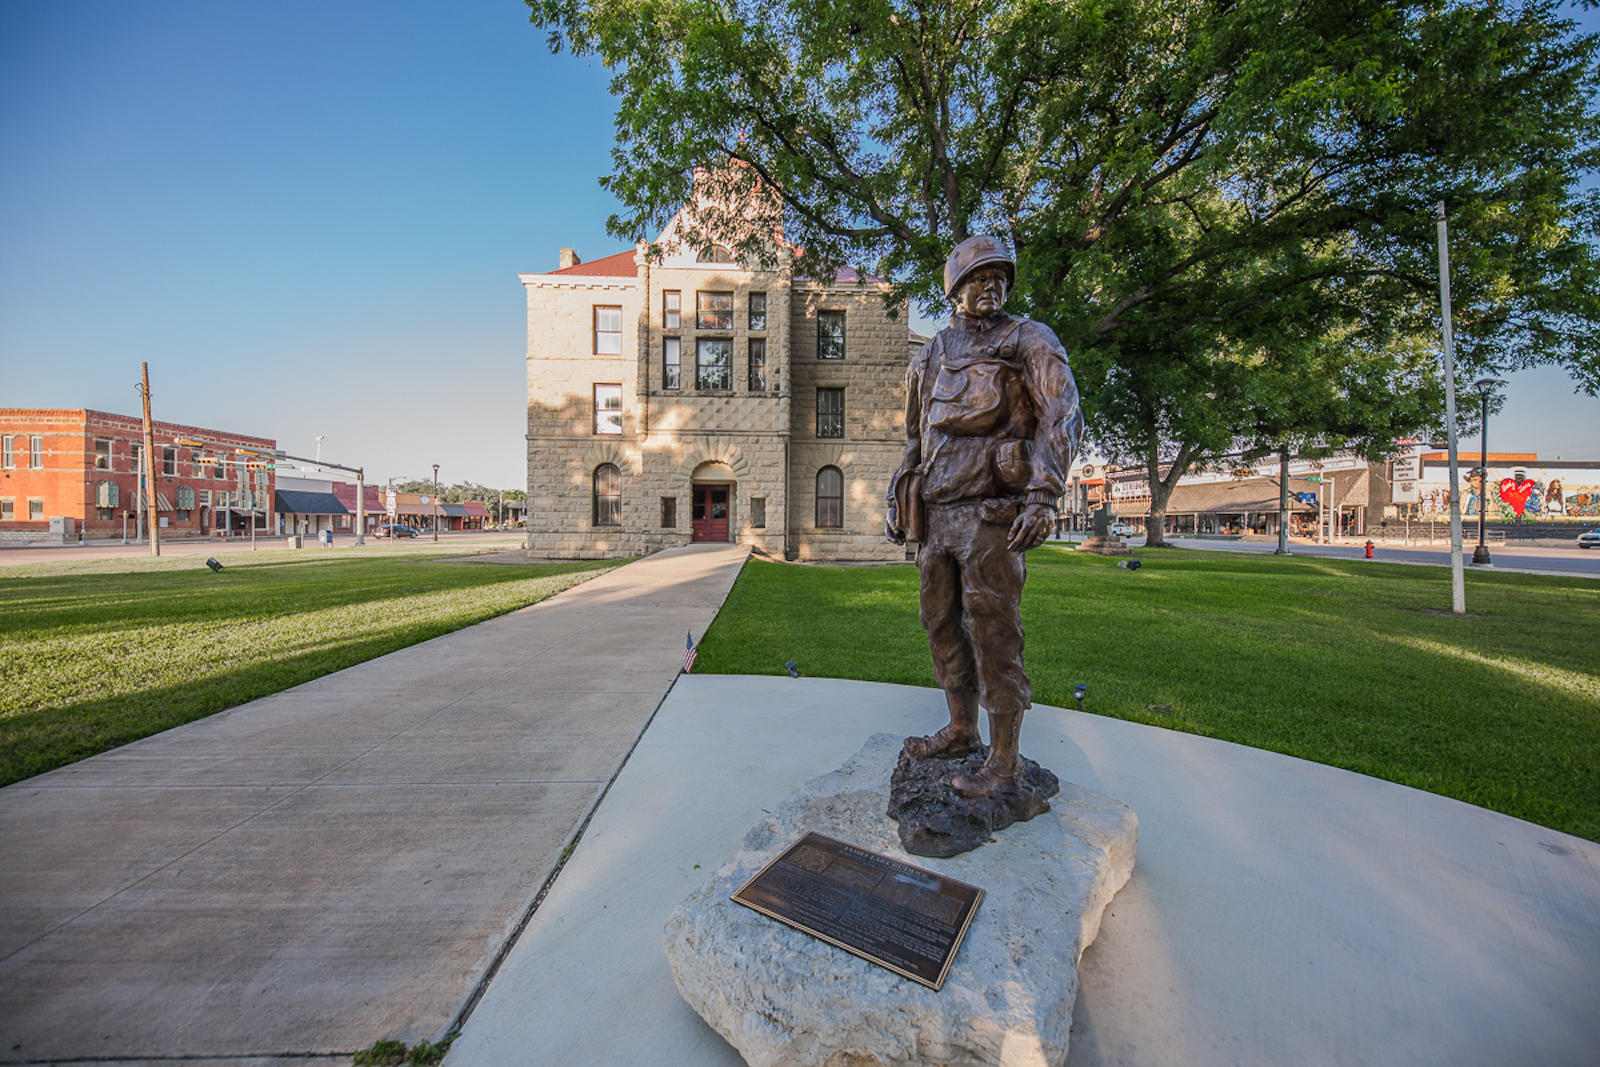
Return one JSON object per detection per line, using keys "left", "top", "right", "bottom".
{"left": 888, "top": 745, "right": 1059, "bottom": 858}
{"left": 663, "top": 733, "right": 1138, "bottom": 1067}
{"left": 1075, "top": 534, "right": 1132, "bottom": 555}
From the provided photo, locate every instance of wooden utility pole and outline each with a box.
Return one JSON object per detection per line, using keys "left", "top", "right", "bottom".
{"left": 139, "top": 362, "right": 160, "bottom": 557}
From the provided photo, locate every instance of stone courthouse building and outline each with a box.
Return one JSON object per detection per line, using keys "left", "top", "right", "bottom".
{"left": 520, "top": 205, "right": 923, "bottom": 561}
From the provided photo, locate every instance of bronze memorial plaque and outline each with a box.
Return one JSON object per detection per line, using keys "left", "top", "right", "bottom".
{"left": 731, "top": 831, "right": 983, "bottom": 990}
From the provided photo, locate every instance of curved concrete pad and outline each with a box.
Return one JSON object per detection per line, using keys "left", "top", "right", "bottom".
{"left": 452, "top": 675, "right": 1600, "bottom": 1067}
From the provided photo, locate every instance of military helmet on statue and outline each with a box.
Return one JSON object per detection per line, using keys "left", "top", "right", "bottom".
{"left": 943, "top": 235, "right": 1016, "bottom": 298}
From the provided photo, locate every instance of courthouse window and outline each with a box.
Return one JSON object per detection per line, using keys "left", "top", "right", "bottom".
{"left": 663, "top": 291, "right": 681, "bottom": 329}
{"left": 749, "top": 292, "right": 767, "bottom": 331}
{"left": 816, "top": 467, "right": 843, "bottom": 528}
{"left": 817, "top": 388, "right": 844, "bottom": 438}
{"left": 698, "top": 245, "right": 735, "bottom": 263}
{"left": 697, "top": 291, "right": 733, "bottom": 331}
{"left": 697, "top": 339, "right": 732, "bottom": 391}
{"left": 661, "top": 496, "right": 677, "bottom": 528}
{"left": 593, "top": 464, "right": 621, "bottom": 526}
{"left": 29, "top": 436, "right": 43, "bottom": 469}
{"left": 751, "top": 496, "right": 766, "bottom": 529}
{"left": 594, "top": 306, "right": 623, "bottom": 355}
{"left": 817, "top": 310, "right": 846, "bottom": 359}
{"left": 664, "top": 337, "right": 681, "bottom": 390}
{"left": 748, "top": 339, "right": 767, "bottom": 392}
{"left": 594, "top": 384, "right": 623, "bottom": 435}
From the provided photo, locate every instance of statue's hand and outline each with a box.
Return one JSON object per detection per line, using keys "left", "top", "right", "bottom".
{"left": 886, "top": 519, "right": 907, "bottom": 545}
{"left": 1007, "top": 503, "right": 1056, "bottom": 552}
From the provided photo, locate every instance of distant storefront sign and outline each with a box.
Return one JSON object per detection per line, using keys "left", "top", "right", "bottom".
{"left": 1392, "top": 455, "right": 1421, "bottom": 503}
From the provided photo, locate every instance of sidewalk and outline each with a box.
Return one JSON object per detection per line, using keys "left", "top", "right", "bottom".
{"left": 0, "top": 543, "right": 750, "bottom": 1065}
{"left": 449, "top": 676, "right": 1600, "bottom": 1067}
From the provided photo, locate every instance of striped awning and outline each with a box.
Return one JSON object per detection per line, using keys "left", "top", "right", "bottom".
{"left": 155, "top": 493, "right": 174, "bottom": 512}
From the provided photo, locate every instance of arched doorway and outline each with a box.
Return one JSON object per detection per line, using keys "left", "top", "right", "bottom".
{"left": 690, "top": 462, "right": 736, "bottom": 542}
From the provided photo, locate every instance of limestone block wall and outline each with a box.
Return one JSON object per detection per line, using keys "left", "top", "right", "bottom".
{"left": 786, "top": 283, "right": 914, "bottom": 561}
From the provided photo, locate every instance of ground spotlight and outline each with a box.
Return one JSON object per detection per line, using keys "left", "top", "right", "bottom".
{"left": 205, "top": 558, "right": 224, "bottom": 572}
{"left": 1072, "top": 683, "right": 1087, "bottom": 710}
{"left": 1117, "top": 558, "right": 1142, "bottom": 570}
{"left": 784, "top": 660, "right": 800, "bottom": 679}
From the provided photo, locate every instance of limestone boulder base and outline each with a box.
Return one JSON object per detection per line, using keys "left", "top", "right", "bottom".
{"left": 663, "top": 733, "right": 1138, "bottom": 1067}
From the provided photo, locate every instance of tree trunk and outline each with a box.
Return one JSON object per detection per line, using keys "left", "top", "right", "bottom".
{"left": 1142, "top": 440, "right": 1195, "bottom": 548}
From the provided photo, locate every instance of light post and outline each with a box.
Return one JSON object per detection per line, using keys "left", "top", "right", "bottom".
{"left": 1471, "top": 379, "right": 1502, "bottom": 565}
{"left": 432, "top": 464, "right": 440, "bottom": 542}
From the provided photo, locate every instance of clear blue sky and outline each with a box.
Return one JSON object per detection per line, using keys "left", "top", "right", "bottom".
{"left": 3, "top": 1, "right": 1599, "bottom": 490}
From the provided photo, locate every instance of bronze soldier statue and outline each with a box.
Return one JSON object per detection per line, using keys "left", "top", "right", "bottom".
{"left": 887, "top": 236, "right": 1082, "bottom": 801}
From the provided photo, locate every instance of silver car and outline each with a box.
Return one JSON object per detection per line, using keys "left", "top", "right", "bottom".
{"left": 1578, "top": 528, "right": 1600, "bottom": 549}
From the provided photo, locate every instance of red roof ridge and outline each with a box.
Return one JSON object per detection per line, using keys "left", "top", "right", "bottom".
{"left": 548, "top": 249, "right": 637, "bottom": 277}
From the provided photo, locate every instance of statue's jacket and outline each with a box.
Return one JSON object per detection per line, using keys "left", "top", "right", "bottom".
{"left": 900, "top": 311, "right": 1082, "bottom": 516}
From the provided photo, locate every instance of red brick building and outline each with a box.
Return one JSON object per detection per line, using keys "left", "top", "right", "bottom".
{"left": 0, "top": 408, "right": 277, "bottom": 542}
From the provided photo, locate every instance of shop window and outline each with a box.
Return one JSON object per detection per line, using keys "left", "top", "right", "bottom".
{"left": 593, "top": 464, "right": 621, "bottom": 526}
{"left": 697, "top": 291, "right": 733, "bottom": 330}
{"left": 594, "top": 305, "right": 623, "bottom": 355}
{"left": 697, "top": 339, "right": 732, "bottom": 390}
{"left": 177, "top": 486, "right": 196, "bottom": 510}
{"left": 1, "top": 499, "right": 12, "bottom": 519}
{"left": 664, "top": 337, "right": 681, "bottom": 390}
{"left": 213, "top": 454, "right": 226, "bottom": 479}
{"left": 749, "top": 292, "right": 767, "bottom": 330}
{"left": 816, "top": 467, "right": 843, "bottom": 528}
{"left": 749, "top": 338, "right": 767, "bottom": 392}
{"left": 191, "top": 451, "right": 204, "bottom": 476}
{"left": 661, "top": 496, "right": 677, "bottom": 528}
{"left": 95, "top": 438, "right": 113, "bottom": 470}
{"left": 817, "top": 388, "right": 844, "bottom": 438}
{"left": 663, "top": 290, "right": 681, "bottom": 329}
{"left": 751, "top": 496, "right": 766, "bottom": 529}
{"left": 817, "top": 310, "right": 846, "bottom": 359}
{"left": 28, "top": 499, "right": 43, "bottom": 521}
{"left": 594, "top": 384, "right": 623, "bottom": 435}
{"left": 97, "top": 507, "right": 114, "bottom": 521}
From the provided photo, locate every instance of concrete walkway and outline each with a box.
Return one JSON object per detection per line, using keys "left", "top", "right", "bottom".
{"left": 451, "top": 676, "right": 1600, "bottom": 1067}
{"left": 0, "top": 543, "right": 750, "bottom": 1065}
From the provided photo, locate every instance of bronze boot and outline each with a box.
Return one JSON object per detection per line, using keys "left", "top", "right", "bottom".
{"left": 904, "top": 689, "right": 982, "bottom": 759}
{"left": 951, "top": 710, "right": 1023, "bottom": 798}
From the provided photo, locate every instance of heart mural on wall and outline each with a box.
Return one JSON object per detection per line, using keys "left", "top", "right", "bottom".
{"left": 1498, "top": 477, "right": 1536, "bottom": 517}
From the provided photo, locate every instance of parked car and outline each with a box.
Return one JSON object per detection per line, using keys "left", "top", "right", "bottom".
{"left": 377, "top": 524, "right": 419, "bottom": 539}
{"left": 1578, "top": 528, "right": 1600, "bottom": 549}
{"left": 1110, "top": 522, "right": 1139, "bottom": 538}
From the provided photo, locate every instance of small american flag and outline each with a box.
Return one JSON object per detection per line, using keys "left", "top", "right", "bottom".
{"left": 683, "top": 631, "right": 698, "bottom": 674}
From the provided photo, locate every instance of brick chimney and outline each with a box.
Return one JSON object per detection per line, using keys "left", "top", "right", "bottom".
{"left": 558, "top": 248, "right": 581, "bottom": 269}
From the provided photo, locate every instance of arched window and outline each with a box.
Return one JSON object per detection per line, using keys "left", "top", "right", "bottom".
{"left": 697, "top": 245, "right": 735, "bottom": 263}
{"left": 816, "top": 466, "right": 843, "bottom": 528}
{"left": 593, "top": 464, "right": 621, "bottom": 526}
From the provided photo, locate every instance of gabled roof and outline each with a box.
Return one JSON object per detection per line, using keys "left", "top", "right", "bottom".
{"left": 550, "top": 250, "right": 638, "bottom": 277}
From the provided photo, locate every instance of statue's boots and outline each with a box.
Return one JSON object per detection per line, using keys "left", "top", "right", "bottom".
{"left": 904, "top": 689, "right": 983, "bottom": 759}
{"left": 951, "top": 711, "right": 1024, "bottom": 799}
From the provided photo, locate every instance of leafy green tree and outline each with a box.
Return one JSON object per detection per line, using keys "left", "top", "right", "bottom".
{"left": 529, "top": 0, "right": 1600, "bottom": 543}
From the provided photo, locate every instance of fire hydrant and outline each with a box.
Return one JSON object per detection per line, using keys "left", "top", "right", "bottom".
{"left": 1365, "top": 540, "right": 1375, "bottom": 559}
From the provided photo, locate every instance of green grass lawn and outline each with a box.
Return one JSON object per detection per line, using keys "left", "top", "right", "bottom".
{"left": 697, "top": 549, "right": 1600, "bottom": 841}
{"left": 0, "top": 547, "right": 624, "bottom": 786}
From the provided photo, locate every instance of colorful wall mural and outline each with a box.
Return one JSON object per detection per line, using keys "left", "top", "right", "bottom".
{"left": 1419, "top": 464, "right": 1600, "bottom": 521}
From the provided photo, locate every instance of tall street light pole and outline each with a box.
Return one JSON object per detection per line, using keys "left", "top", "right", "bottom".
{"left": 432, "top": 464, "right": 440, "bottom": 542}
{"left": 1471, "top": 379, "right": 1501, "bottom": 566}
{"left": 1436, "top": 203, "right": 1466, "bottom": 615}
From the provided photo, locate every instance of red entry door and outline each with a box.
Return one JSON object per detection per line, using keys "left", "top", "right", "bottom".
{"left": 691, "top": 485, "right": 729, "bottom": 542}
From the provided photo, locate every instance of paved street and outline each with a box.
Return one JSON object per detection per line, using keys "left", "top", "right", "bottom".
{"left": 1159, "top": 535, "right": 1600, "bottom": 578}
{"left": 0, "top": 530, "right": 529, "bottom": 567}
